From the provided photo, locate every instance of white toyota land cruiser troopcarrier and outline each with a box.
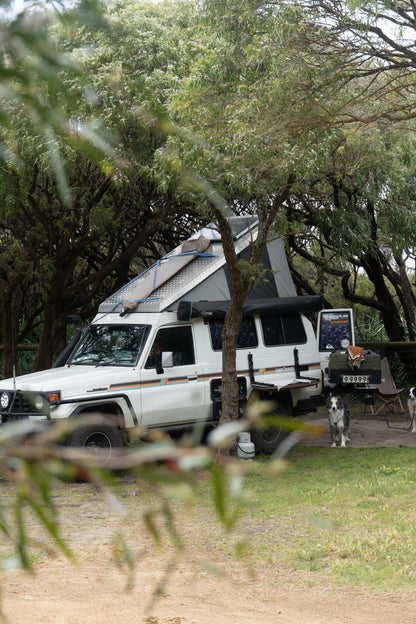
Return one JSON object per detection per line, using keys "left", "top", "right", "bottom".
{"left": 0, "top": 217, "right": 356, "bottom": 456}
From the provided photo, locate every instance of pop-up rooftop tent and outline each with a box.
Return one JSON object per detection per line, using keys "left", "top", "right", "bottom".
{"left": 99, "top": 215, "right": 323, "bottom": 317}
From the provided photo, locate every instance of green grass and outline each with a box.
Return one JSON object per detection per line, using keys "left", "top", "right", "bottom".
{"left": 2, "top": 445, "right": 416, "bottom": 593}
{"left": 234, "top": 446, "right": 416, "bottom": 590}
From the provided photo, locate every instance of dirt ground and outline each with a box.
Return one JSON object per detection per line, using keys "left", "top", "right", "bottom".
{"left": 2, "top": 414, "right": 416, "bottom": 624}
{"left": 300, "top": 411, "right": 416, "bottom": 448}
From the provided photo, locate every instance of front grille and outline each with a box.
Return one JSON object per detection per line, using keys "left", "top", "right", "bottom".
{"left": 0, "top": 391, "right": 41, "bottom": 420}
{"left": 13, "top": 393, "right": 37, "bottom": 414}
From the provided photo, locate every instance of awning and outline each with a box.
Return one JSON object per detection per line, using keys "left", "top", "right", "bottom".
{"left": 176, "top": 294, "right": 324, "bottom": 320}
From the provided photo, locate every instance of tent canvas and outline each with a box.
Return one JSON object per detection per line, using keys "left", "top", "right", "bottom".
{"left": 99, "top": 216, "right": 322, "bottom": 315}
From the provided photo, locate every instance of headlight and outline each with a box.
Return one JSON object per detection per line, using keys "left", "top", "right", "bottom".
{"left": 31, "top": 392, "right": 60, "bottom": 411}
{"left": 0, "top": 392, "right": 10, "bottom": 410}
{"left": 33, "top": 394, "right": 46, "bottom": 411}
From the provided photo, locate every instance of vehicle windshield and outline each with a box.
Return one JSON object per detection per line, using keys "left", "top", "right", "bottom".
{"left": 68, "top": 324, "right": 150, "bottom": 367}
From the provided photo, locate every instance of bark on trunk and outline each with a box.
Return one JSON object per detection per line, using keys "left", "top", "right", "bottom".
{"left": 361, "top": 254, "right": 407, "bottom": 342}
{"left": 32, "top": 283, "right": 67, "bottom": 371}
{"left": 1, "top": 287, "right": 23, "bottom": 379}
{"left": 212, "top": 183, "right": 294, "bottom": 465}
{"left": 392, "top": 255, "right": 416, "bottom": 341}
{"left": 215, "top": 214, "right": 246, "bottom": 466}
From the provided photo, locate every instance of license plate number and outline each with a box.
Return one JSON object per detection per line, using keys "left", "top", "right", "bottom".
{"left": 342, "top": 375, "right": 370, "bottom": 384}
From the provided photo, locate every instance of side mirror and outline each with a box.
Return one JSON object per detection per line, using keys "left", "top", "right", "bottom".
{"left": 161, "top": 351, "right": 173, "bottom": 368}
{"left": 156, "top": 351, "right": 173, "bottom": 374}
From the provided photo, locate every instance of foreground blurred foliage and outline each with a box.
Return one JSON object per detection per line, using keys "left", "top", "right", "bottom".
{"left": 0, "top": 404, "right": 320, "bottom": 576}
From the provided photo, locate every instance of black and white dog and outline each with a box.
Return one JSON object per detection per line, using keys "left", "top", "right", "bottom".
{"left": 408, "top": 388, "right": 416, "bottom": 433}
{"left": 326, "top": 395, "right": 350, "bottom": 448}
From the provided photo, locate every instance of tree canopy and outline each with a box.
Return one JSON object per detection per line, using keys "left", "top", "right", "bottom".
{"left": 0, "top": 0, "right": 204, "bottom": 374}
{"left": 0, "top": 0, "right": 416, "bottom": 381}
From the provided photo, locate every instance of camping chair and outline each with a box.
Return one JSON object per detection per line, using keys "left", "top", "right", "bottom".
{"left": 363, "top": 357, "right": 409, "bottom": 430}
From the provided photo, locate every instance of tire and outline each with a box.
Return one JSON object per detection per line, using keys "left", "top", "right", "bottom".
{"left": 66, "top": 416, "right": 124, "bottom": 466}
{"left": 250, "top": 397, "right": 291, "bottom": 454}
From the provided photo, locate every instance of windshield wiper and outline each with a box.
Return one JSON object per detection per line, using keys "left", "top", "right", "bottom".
{"left": 95, "top": 357, "right": 118, "bottom": 367}
{"left": 69, "top": 357, "right": 99, "bottom": 366}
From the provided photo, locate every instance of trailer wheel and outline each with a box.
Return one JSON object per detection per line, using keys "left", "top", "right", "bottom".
{"left": 65, "top": 417, "right": 124, "bottom": 466}
{"left": 250, "top": 397, "right": 291, "bottom": 454}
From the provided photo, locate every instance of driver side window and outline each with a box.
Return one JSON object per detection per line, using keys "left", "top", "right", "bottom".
{"left": 145, "top": 326, "right": 195, "bottom": 368}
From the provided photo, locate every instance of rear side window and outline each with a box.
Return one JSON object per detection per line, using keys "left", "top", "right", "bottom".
{"left": 209, "top": 317, "right": 258, "bottom": 351}
{"left": 261, "top": 314, "right": 306, "bottom": 346}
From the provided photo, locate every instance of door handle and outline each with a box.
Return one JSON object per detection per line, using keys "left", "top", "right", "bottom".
{"left": 188, "top": 375, "right": 198, "bottom": 381}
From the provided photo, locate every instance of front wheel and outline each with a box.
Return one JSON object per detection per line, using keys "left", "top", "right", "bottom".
{"left": 249, "top": 397, "right": 291, "bottom": 454}
{"left": 65, "top": 417, "right": 124, "bottom": 466}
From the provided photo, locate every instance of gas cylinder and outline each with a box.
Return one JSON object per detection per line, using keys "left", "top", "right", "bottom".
{"left": 237, "top": 432, "right": 255, "bottom": 460}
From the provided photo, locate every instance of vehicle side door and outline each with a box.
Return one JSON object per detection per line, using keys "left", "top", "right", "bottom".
{"left": 140, "top": 324, "right": 206, "bottom": 427}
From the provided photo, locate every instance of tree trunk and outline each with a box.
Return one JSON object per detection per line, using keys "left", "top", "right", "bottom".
{"left": 214, "top": 214, "right": 246, "bottom": 466}
{"left": 361, "top": 254, "right": 407, "bottom": 342}
{"left": 1, "top": 286, "right": 23, "bottom": 379}
{"left": 392, "top": 254, "right": 416, "bottom": 341}
{"left": 32, "top": 283, "right": 67, "bottom": 371}
{"left": 213, "top": 184, "right": 294, "bottom": 465}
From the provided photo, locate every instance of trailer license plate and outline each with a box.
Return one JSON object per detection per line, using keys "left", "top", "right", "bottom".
{"left": 342, "top": 375, "right": 370, "bottom": 384}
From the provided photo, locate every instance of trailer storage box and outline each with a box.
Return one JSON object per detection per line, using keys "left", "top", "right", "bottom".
{"left": 328, "top": 350, "right": 381, "bottom": 385}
